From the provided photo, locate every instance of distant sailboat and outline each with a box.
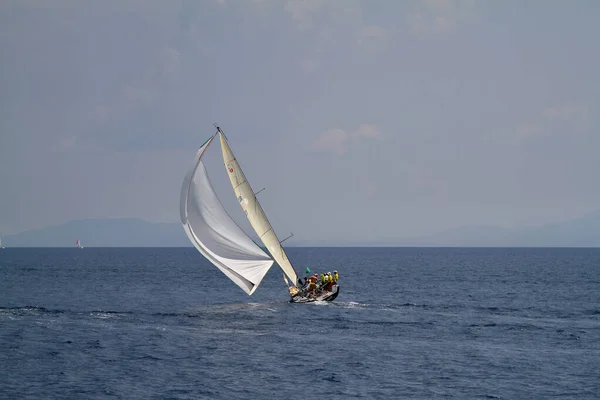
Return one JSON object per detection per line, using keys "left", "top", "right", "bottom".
{"left": 76, "top": 239, "right": 83, "bottom": 249}
{"left": 0, "top": 236, "right": 4, "bottom": 249}
{"left": 180, "top": 125, "right": 339, "bottom": 302}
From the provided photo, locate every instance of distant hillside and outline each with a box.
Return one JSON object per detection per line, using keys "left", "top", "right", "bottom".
{"left": 3, "top": 210, "right": 600, "bottom": 247}
{"left": 402, "top": 210, "right": 600, "bottom": 247}
{"left": 3, "top": 218, "right": 189, "bottom": 247}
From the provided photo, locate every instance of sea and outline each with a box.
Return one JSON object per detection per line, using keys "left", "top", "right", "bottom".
{"left": 1, "top": 247, "right": 599, "bottom": 399}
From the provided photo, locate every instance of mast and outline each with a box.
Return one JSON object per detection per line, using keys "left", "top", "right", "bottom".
{"left": 216, "top": 126, "right": 299, "bottom": 288}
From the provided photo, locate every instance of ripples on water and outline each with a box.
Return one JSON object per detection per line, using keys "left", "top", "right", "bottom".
{"left": 1, "top": 247, "right": 599, "bottom": 399}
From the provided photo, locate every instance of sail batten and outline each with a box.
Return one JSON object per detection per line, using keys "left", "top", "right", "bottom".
{"left": 218, "top": 132, "right": 299, "bottom": 285}
{"left": 180, "top": 134, "right": 275, "bottom": 295}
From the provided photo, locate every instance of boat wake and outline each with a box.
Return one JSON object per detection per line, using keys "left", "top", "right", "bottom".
{"left": 0, "top": 301, "right": 424, "bottom": 320}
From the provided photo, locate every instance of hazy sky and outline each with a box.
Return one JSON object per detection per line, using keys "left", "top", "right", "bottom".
{"left": 1, "top": 0, "right": 599, "bottom": 243}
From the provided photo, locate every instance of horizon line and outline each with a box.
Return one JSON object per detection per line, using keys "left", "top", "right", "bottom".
{"left": 2, "top": 245, "right": 599, "bottom": 249}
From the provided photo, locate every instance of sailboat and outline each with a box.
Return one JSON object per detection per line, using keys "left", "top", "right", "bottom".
{"left": 0, "top": 236, "right": 4, "bottom": 249}
{"left": 180, "top": 126, "right": 339, "bottom": 303}
{"left": 76, "top": 239, "right": 83, "bottom": 249}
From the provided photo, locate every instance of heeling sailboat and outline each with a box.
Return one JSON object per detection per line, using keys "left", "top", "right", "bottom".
{"left": 180, "top": 126, "right": 339, "bottom": 302}
{"left": 76, "top": 239, "right": 83, "bottom": 249}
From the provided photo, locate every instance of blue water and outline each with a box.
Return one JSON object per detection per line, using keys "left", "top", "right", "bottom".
{"left": 1, "top": 247, "right": 599, "bottom": 399}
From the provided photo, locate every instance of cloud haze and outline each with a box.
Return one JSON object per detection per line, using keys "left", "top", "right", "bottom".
{"left": 313, "top": 124, "right": 381, "bottom": 155}
{"left": 1, "top": 0, "right": 599, "bottom": 244}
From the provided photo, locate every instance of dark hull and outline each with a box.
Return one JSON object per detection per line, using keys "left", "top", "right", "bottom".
{"left": 289, "top": 285, "right": 339, "bottom": 303}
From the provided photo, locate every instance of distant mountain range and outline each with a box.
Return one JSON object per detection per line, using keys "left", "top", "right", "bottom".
{"left": 3, "top": 218, "right": 188, "bottom": 248}
{"left": 399, "top": 209, "right": 600, "bottom": 247}
{"left": 2, "top": 210, "right": 600, "bottom": 247}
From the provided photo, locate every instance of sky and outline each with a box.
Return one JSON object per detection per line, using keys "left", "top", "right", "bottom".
{"left": 1, "top": 0, "right": 599, "bottom": 244}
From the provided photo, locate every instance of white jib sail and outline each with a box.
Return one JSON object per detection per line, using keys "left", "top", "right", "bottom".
{"left": 180, "top": 135, "right": 275, "bottom": 295}
{"left": 218, "top": 132, "right": 298, "bottom": 286}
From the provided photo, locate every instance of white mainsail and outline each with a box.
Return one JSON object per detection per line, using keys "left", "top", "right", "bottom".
{"left": 218, "top": 131, "right": 298, "bottom": 286}
{"left": 180, "top": 135, "right": 275, "bottom": 295}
